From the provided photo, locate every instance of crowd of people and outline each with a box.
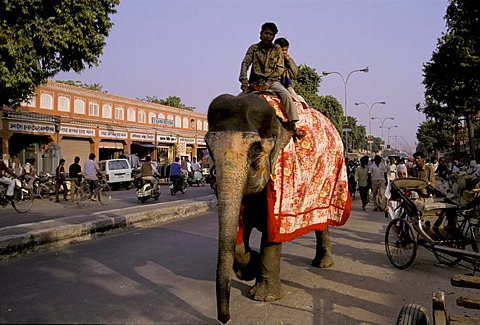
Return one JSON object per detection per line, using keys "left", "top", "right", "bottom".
{"left": 346, "top": 153, "right": 480, "bottom": 219}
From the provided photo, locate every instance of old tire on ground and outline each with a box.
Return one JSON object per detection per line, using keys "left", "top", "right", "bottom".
{"left": 396, "top": 304, "right": 429, "bottom": 325}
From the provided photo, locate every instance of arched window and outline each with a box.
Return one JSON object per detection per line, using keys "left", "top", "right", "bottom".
{"left": 203, "top": 121, "right": 209, "bottom": 131}
{"left": 89, "top": 101, "right": 99, "bottom": 116}
{"left": 138, "top": 110, "right": 146, "bottom": 123}
{"left": 102, "top": 104, "right": 112, "bottom": 118}
{"left": 127, "top": 107, "right": 136, "bottom": 122}
{"left": 58, "top": 95, "right": 70, "bottom": 112}
{"left": 196, "top": 120, "right": 203, "bottom": 131}
{"left": 175, "top": 116, "right": 182, "bottom": 127}
{"left": 115, "top": 106, "right": 124, "bottom": 120}
{"left": 148, "top": 112, "right": 156, "bottom": 124}
{"left": 40, "top": 92, "right": 53, "bottom": 110}
{"left": 158, "top": 113, "right": 165, "bottom": 119}
{"left": 183, "top": 117, "right": 189, "bottom": 129}
{"left": 74, "top": 98, "right": 85, "bottom": 114}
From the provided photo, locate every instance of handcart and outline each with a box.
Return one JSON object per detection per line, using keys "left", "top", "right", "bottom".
{"left": 384, "top": 178, "right": 480, "bottom": 271}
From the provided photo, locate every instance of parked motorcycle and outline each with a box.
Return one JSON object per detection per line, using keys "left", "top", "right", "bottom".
{"left": 33, "top": 173, "right": 56, "bottom": 199}
{"left": 135, "top": 175, "right": 161, "bottom": 203}
{"left": 169, "top": 175, "right": 187, "bottom": 195}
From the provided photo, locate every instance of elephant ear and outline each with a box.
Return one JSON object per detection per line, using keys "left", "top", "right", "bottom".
{"left": 245, "top": 137, "right": 276, "bottom": 195}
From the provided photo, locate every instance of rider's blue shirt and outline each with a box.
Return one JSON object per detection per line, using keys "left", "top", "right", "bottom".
{"left": 169, "top": 162, "right": 182, "bottom": 177}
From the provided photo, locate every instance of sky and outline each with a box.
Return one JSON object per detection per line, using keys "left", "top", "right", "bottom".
{"left": 55, "top": 0, "right": 449, "bottom": 154}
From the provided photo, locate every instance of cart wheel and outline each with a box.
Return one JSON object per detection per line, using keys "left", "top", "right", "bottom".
{"left": 385, "top": 218, "right": 418, "bottom": 270}
{"left": 433, "top": 242, "right": 464, "bottom": 266}
{"left": 396, "top": 304, "right": 429, "bottom": 325}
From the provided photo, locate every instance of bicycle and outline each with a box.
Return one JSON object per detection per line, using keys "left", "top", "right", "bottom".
{"left": 73, "top": 174, "right": 111, "bottom": 208}
{"left": 384, "top": 177, "right": 480, "bottom": 272}
{"left": 0, "top": 177, "right": 34, "bottom": 213}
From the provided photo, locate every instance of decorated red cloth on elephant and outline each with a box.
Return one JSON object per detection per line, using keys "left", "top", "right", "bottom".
{"left": 240, "top": 94, "right": 351, "bottom": 243}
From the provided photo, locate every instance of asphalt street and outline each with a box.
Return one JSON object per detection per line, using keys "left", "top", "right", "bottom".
{"left": 1, "top": 198, "right": 479, "bottom": 324}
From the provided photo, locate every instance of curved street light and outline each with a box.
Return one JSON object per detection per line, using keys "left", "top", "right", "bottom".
{"left": 373, "top": 116, "right": 395, "bottom": 141}
{"left": 322, "top": 66, "right": 369, "bottom": 154}
{"left": 354, "top": 101, "right": 386, "bottom": 154}
{"left": 386, "top": 125, "right": 398, "bottom": 146}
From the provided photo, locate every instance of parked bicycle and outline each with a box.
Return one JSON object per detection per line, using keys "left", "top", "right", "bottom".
{"left": 0, "top": 176, "right": 34, "bottom": 213}
{"left": 72, "top": 174, "right": 111, "bottom": 208}
{"left": 384, "top": 177, "right": 480, "bottom": 272}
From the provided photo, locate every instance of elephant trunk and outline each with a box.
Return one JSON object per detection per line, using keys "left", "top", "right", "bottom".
{"left": 206, "top": 131, "right": 260, "bottom": 324}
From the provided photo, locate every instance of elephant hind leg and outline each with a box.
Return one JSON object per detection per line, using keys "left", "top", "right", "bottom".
{"left": 311, "top": 229, "right": 334, "bottom": 268}
{"left": 249, "top": 242, "right": 284, "bottom": 302}
{"left": 233, "top": 242, "right": 260, "bottom": 281}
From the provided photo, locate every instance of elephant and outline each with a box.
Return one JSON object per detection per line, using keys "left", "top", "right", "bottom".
{"left": 205, "top": 93, "right": 345, "bottom": 324}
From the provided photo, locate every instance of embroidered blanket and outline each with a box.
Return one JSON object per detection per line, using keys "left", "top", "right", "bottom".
{"left": 260, "top": 95, "right": 351, "bottom": 242}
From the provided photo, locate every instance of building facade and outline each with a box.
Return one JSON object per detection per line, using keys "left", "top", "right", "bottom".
{"left": 0, "top": 81, "right": 209, "bottom": 175}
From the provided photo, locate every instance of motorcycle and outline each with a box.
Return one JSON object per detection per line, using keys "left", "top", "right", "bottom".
{"left": 187, "top": 170, "right": 205, "bottom": 187}
{"left": 169, "top": 175, "right": 187, "bottom": 195}
{"left": 135, "top": 175, "right": 161, "bottom": 203}
{"left": 33, "top": 173, "right": 56, "bottom": 199}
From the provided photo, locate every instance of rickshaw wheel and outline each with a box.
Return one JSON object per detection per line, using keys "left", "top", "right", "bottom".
{"left": 385, "top": 218, "right": 418, "bottom": 270}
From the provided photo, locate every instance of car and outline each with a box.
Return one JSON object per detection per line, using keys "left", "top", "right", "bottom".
{"left": 98, "top": 158, "right": 133, "bottom": 190}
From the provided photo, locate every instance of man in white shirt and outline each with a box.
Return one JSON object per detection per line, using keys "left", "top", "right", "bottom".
{"left": 368, "top": 155, "right": 387, "bottom": 212}
{"left": 386, "top": 157, "right": 397, "bottom": 182}
{"left": 84, "top": 153, "right": 101, "bottom": 201}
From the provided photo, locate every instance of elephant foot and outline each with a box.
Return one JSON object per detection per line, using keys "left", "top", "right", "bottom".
{"left": 249, "top": 277, "right": 284, "bottom": 302}
{"left": 233, "top": 249, "right": 260, "bottom": 281}
{"left": 311, "top": 254, "right": 334, "bottom": 268}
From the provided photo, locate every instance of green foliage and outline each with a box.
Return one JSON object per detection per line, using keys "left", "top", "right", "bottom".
{"left": 416, "top": 117, "right": 455, "bottom": 153}
{"left": 0, "top": 0, "right": 119, "bottom": 108}
{"left": 293, "top": 65, "right": 343, "bottom": 130}
{"left": 56, "top": 80, "right": 107, "bottom": 93}
{"left": 293, "top": 64, "right": 368, "bottom": 150}
{"left": 422, "top": 0, "right": 480, "bottom": 158}
{"left": 138, "top": 95, "right": 196, "bottom": 111}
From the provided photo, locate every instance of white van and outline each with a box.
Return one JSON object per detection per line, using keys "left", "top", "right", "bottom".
{"left": 98, "top": 158, "right": 132, "bottom": 190}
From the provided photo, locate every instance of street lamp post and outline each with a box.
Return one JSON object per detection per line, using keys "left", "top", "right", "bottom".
{"left": 386, "top": 125, "right": 398, "bottom": 146}
{"left": 354, "top": 101, "right": 386, "bottom": 155}
{"left": 322, "top": 66, "right": 369, "bottom": 155}
{"left": 376, "top": 117, "right": 395, "bottom": 142}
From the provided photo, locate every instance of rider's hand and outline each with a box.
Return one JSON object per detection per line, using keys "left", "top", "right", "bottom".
{"left": 258, "top": 84, "right": 269, "bottom": 92}
{"left": 241, "top": 83, "right": 249, "bottom": 93}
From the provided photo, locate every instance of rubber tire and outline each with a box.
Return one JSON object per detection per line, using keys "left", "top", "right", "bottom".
{"left": 12, "top": 187, "right": 34, "bottom": 213}
{"left": 385, "top": 218, "right": 417, "bottom": 270}
{"left": 396, "top": 304, "right": 429, "bottom": 325}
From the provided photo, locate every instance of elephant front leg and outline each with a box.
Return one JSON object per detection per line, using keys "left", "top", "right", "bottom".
{"left": 311, "top": 228, "right": 334, "bottom": 268}
{"left": 249, "top": 241, "right": 284, "bottom": 302}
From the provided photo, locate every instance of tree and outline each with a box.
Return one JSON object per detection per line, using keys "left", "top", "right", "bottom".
{"left": 0, "top": 0, "right": 119, "bottom": 109}
{"left": 294, "top": 64, "right": 368, "bottom": 151}
{"left": 138, "top": 95, "right": 196, "bottom": 111}
{"left": 56, "top": 80, "right": 108, "bottom": 93}
{"left": 293, "top": 64, "right": 343, "bottom": 132}
{"left": 422, "top": 0, "right": 480, "bottom": 160}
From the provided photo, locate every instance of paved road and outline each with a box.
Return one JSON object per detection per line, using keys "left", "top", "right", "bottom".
{"left": 0, "top": 184, "right": 215, "bottom": 228}
{"left": 1, "top": 198, "right": 479, "bottom": 324}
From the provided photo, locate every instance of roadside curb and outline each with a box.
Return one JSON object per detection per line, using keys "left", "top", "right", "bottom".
{"left": 0, "top": 195, "right": 217, "bottom": 260}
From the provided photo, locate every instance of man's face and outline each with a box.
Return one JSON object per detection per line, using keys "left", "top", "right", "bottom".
{"left": 260, "top": 28, "right": 276, "bottom": 44}
{"left": 281, "top": 46, "right": 289, "bottom": 57}
{"left": 415, "top": 156, "right": 424, "bottom": 167}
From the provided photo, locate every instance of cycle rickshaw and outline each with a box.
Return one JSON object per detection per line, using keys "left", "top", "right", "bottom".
{"left": 384, "top": 177, "right": 480, "bottom": 271}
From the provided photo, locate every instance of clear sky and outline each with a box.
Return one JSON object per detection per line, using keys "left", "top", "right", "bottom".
{"left": 55, "top": 0, "right": 449, "bottom": 154}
